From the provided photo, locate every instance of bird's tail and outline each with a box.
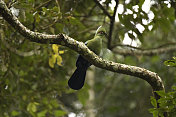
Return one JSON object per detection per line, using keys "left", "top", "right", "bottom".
{"left": 68, "top": 66, "right": 88, "bottom": 90}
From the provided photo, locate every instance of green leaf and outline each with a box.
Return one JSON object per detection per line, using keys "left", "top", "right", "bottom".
{"left": 153, "top": 110, "right": 159, "bottom": 117}
{"left": 37, "top": 110, "right": 47, "bottom": 117}
{"left": 158, "top": 98, "right": 168, "bottom": 106}
{"left": 34, "top": 13, "right": 40, "bottom": 23}
{"left": 28, "top": 0, "right": 34, "bottom": 3}
{"left": 54, "top": 110, "right": 66, "bottom": 117}
{"left": 172, "top": 86, "right": 176, "bottom": 91}
{"left": 55, "top": 23, "right": 64, "bottom": 33}
{"left": 52, "top": 6, "right": 60, "bottom": 13}
{"left": 50, "top": 27, "right": 55, "bottom": 34}
{"left": 123, "top": 15, "right": 134, "bottom": 28}
{"left": 150, "top": 96, "right": 157, "bottom": 108}
{"left": 77, "top": 88, "right": 89, "bottom": 106}
{"left": 155, "top": 90, "right": 167, "bottom": 97}
{"left": 118, "top": 14, "right": 123, "bottom": 22}
{"left": 138, "top": 0, "right": 145, "bottom": 8}
{"left": 172, "top": 57, "right": 176, "bottom": 60}
{"left": 149, "top": 108, "right": 159, "bottom": 117}
{"left": 157, "top": 18, "right": 171, "bottom": 33}
{"left": 27, "top": 102, "right": 39, "bottom": 113}
{"left": 50, "top": 100, "right": 59, "bottom": 108}
{"left": 26, "top": 12, "right": 34, "bottom": 23}
{"left": 164, "top": 60, "right": 176, "bottom": 67}
{"left": 11, "top": 110, "right": 20, "bottom": 116}
{"left": 162, "top": 6, "right": 175, "bottom": 22}
{"left": 42, "top": 7, "right": 47, "bottom": 13}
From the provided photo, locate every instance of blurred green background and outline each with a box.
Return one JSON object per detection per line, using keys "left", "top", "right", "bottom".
{"left": 0, "top": 0, "right": 176, "bottom": 117}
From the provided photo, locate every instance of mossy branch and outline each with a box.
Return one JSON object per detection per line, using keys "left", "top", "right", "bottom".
{"left": 0, "top": 0, "right": 165, "bottom": 103}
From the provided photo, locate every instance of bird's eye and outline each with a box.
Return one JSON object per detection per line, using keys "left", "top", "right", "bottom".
{"left": 98, "top": 31, "right": 104, "bottom": 34}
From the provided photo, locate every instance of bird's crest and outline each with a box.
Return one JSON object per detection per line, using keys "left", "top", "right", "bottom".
{"left": 96, "top": 25, "right": 106, "bottom": 34}
{"left": 95, "top": 26, "right": 108, "bottom": 38}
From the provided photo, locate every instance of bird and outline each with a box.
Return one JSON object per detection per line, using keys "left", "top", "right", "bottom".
{"left": 68, "top": 26, "right": 107, "bottom": 90}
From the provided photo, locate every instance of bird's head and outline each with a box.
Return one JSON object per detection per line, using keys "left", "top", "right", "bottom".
{"left": 95, "top": 26, "right": 108, "bottom": 38}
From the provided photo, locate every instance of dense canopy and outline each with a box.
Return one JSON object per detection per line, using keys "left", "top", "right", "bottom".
{"left": 0, "top": 0, "right": 176, "bottom": 117}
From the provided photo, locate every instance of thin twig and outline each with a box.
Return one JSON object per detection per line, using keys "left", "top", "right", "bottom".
{"left": 34, "top": 0, "right": 52, "bottom": 10}
{"left": 111, "top": 42, "right": 176, "bottom": 50}
{"left": 112, "top": 43, "right": 176, "bottom": 56}
{"left": 93, "top": 0, "right": 112, "bottom": 19}
{"left": 108, "top": 0, "right": 119, "bottom": 49}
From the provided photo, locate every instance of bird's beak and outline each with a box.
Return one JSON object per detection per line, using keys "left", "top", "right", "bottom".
{"left": 104, "top": 33, "right": 108, "bottom": 39}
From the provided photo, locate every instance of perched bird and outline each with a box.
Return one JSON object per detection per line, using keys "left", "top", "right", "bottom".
{"left": 68, "top": 26, "right": 107, "bottom": 90}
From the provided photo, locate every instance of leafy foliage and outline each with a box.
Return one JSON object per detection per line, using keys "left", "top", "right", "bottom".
{"left": 0, "top": 0, "right": 176, "bottom": 117}
{"left": 149, "top": 86, "right": 176, "bottom": 117}
{"left": 164, "top": 57, "right": 176, "bottom": 67}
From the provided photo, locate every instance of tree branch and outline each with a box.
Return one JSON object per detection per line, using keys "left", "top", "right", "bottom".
{"left": 34, "top": 0, "right": 52, "bottom": 10}
{"left": 112, "top": 44, "right": 176, "bottom": 56}
{"left": 93, "top": 0, "right": 112, "bottom": 19}
{"left": 108, "top": 0, "right": 118, "bottom": 49}
{"left": 0, "top": 0, "right": 164, "bottom": 103}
